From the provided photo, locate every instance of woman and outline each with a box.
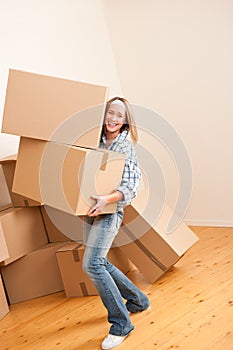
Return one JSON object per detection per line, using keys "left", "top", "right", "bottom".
{"left": 82, "top": 97, "right": 150, "bottom": 350}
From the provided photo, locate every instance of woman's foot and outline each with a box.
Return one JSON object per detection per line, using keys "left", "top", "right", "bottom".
{"left": 101, "top": 334, "right": 128, "bottom": 349}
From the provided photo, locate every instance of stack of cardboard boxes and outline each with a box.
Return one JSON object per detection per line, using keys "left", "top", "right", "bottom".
{"left": 0, "top": 69, "right": 129, "bottom": 318}
{"left": 0, "top": 69, "right": 199, "bottom": 321}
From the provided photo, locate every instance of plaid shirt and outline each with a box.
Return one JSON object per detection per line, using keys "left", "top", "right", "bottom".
{"left": 100, "top": 130, "right": 141, "bottom": 208}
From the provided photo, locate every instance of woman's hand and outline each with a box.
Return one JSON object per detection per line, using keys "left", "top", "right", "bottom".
{"left": 87, "top": 191, "right": 124, "bottom": 217}
{"left": 87, "top": 195, "right": 108, "bottom": 217}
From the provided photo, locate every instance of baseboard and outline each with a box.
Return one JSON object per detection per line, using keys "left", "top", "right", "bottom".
{"left": 184, "top": 219, "right": 233, "bottom": 228}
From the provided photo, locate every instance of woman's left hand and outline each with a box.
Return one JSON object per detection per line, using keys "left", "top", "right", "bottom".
{"left": 87, "top": 195, "right": 108, "bottom": 217}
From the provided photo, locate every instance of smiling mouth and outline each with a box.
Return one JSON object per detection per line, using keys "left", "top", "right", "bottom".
{"left": 108, "top": 121, "right": 118, "bottom": 127}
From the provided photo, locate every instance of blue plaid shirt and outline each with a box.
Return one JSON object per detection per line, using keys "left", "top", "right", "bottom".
{"left": 100, "top": 130, "right": 141, "bottom": 209}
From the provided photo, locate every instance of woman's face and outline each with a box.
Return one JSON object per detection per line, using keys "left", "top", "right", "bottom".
{"left": 105, "top": 103, "right": 126, "bottom": 136}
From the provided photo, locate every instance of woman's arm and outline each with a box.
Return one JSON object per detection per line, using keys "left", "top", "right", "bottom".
{"left": 116, "top": 157, "right": 141, "bottom": 206}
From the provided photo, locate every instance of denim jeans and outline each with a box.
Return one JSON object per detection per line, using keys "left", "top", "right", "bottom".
{"left": 82, "top": 211, "right": 150, "bottom": 336}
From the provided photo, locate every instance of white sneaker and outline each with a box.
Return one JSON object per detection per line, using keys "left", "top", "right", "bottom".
{"left": 101, "top": 334, "right": 127, "bottom": 349}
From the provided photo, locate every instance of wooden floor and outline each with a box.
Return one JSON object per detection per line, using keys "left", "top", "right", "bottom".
{"left": 0, "top": 226, "right": 233, "bottom": 350}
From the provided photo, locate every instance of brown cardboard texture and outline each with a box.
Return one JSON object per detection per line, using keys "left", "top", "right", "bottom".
{"left": 0, "top": 155, "right": 40, "bottom": 207}
{"left": 0, "top": 164, "right": 11, "bottom": 207}
{"left": 56, "top": 243, "right": 98, "bottom": 297}
{"left": 108, "top": 246, "right": 131, "bottom": 275}
{"left": 40, "top": 206, "right": 86, "bottom": 243}
{"left": 0, "top": 274, "right": 9, "bottom": 320}
{"left": 1, "top": 243, "right": 65, "bottom": 304}
{"left": 0, "top": 222, "right": 9, "bottom": 262}
{"left": 13, "top": 137, "right": 125, "bottom": 216}
{"left": 114, "top": 201, "right": 199, "bottom": 283}
{"left": 56, "top": 243, "right": 130, "bottom": 297}
{"left": 0, "top": 204, "right": 12, "bottom": 212}
{"left": 0, "top": 207, "right": 48, "bottom": 266}
{"left": 40, "top": 206, "right": 72, "bottom": 242}
{"left": 2, "top": 69, "right": 108, "bottom": 148}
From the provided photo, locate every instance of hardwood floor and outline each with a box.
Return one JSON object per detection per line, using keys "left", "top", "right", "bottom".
{"left": 0, "top": 226, "right": 232, "bottom": 350}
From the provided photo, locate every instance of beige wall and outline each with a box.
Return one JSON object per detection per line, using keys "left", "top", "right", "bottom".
{"left": 103, "top": 0, "right": 233, "bottom": 226}
{"left": 0, "top": 0, "right": 122, "bottom": 157}
{"left": 1, "top": 0, "right": 232, "bottom": 226}
{"left": 0, "top": 0, "right": 122, "bottom": 205}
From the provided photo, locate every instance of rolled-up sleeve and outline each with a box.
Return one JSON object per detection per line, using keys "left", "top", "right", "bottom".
{"left": 101, "top": 131, "right": 141, "bottom": 208}
{"left": 116, "top": 152, "right": 141, "bottom": 206}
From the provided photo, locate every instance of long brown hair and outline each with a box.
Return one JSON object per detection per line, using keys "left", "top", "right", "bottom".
{"left": 102, "top": 96, "right": 138, "bottom": 142}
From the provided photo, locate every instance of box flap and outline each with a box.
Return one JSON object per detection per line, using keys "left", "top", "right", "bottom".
{"left": 0, "top": 154, "right": 17, "bottom": 164}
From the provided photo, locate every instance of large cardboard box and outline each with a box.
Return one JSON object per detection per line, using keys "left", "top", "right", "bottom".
{"left": 0, "top": 155, "right": 40, "bottom": 207}
{"left": 0, "top": 207, "right": 48, "bottom": 266}
{"left": 1, "top": 242, "right": 65, "bottom": 304}
{"left": 2, "top": 69, "right": 108, "bottom": 148}
{"left": 0, "top": 274, "right": 9, "bottom": 320}
{"left": 56, "top": 243, "right": 130, "bottom": 297}
{"left": 12, "top": 137, "right": 125, "bottom": 216}
{"left": 114, "top": 202, "right": 199, "bottom": 283}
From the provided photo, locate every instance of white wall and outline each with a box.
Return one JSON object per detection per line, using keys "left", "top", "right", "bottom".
{"left": 1, "top": 0, "right": 232, "bottom": 226}
{"left": 0, "top": 0, "right": 122, "bottom": 204}
{"left": 103, "top": 0, "right": 233, "bottom": 226}
{"left": 0, "top": 0, "right": 122, "bottom": 157}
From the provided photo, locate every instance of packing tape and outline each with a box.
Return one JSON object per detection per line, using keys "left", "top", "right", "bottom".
{"left": 72, "top": 244, "right": 82, "bottom": 262}
{"left": 100, "top": 152, "right": 109, "bottom": 171}
{"left": 121, "top": 225, "right": 167, "bottom": 272}
{"left": 80, "top": 282, "right": 88, "bottom": 296}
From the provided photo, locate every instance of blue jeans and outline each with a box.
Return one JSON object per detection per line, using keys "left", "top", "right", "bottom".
{"left": 82, "top": 212, "right": 150, "bottom": 336}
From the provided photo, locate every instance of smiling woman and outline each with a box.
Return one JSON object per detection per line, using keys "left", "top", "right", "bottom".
{"left": 82, "top": 96, "right": 150, "bottom": 350}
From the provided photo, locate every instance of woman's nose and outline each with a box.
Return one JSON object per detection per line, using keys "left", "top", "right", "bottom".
{"left": 109, "top": 114, "right": 117, "bottom": 121}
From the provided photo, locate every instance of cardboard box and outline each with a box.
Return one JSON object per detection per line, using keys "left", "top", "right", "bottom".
{"left": 0, "top": 207, "right": 48, "bottom": 266}
{"left": 0, "top": 274, "right": 9, "bottom": 320}
{"left": 108, "top": 246, "right": 131, "bottom": 275}
{"left": 2, "top": 69, "right": 108, "bottom": 148}
{"left": 0, "top": 155, "right": 40, "bottom": 207}
{"left": 114, "top": 202, "right": 199, "bottom": 283}
{"left": 40, "top": 206, "right": 75, "bottom": 242}
{"left": 1, "top": 243, "right": 65, "bottom": 304}
{"left": 56, "top": 243, "right": 130, "bottom": 297}
{"left": 0, "top": 221, "right": 9, "bottom": 262}
{"left": 0, "top": 164, "right": 11, "bottom": 207}
{"left": 0, "top": 204, "right": 12, "bottom": 212}
{"left": 12, "top": 137, "right": 125, "bottom": 216}
{"left": 56, "top": 243, "right": 98, "bottom": 297}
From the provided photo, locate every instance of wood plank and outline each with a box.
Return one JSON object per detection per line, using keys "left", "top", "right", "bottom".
{"left": 0, "top": 226, "right": 232, "bottom": 350}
